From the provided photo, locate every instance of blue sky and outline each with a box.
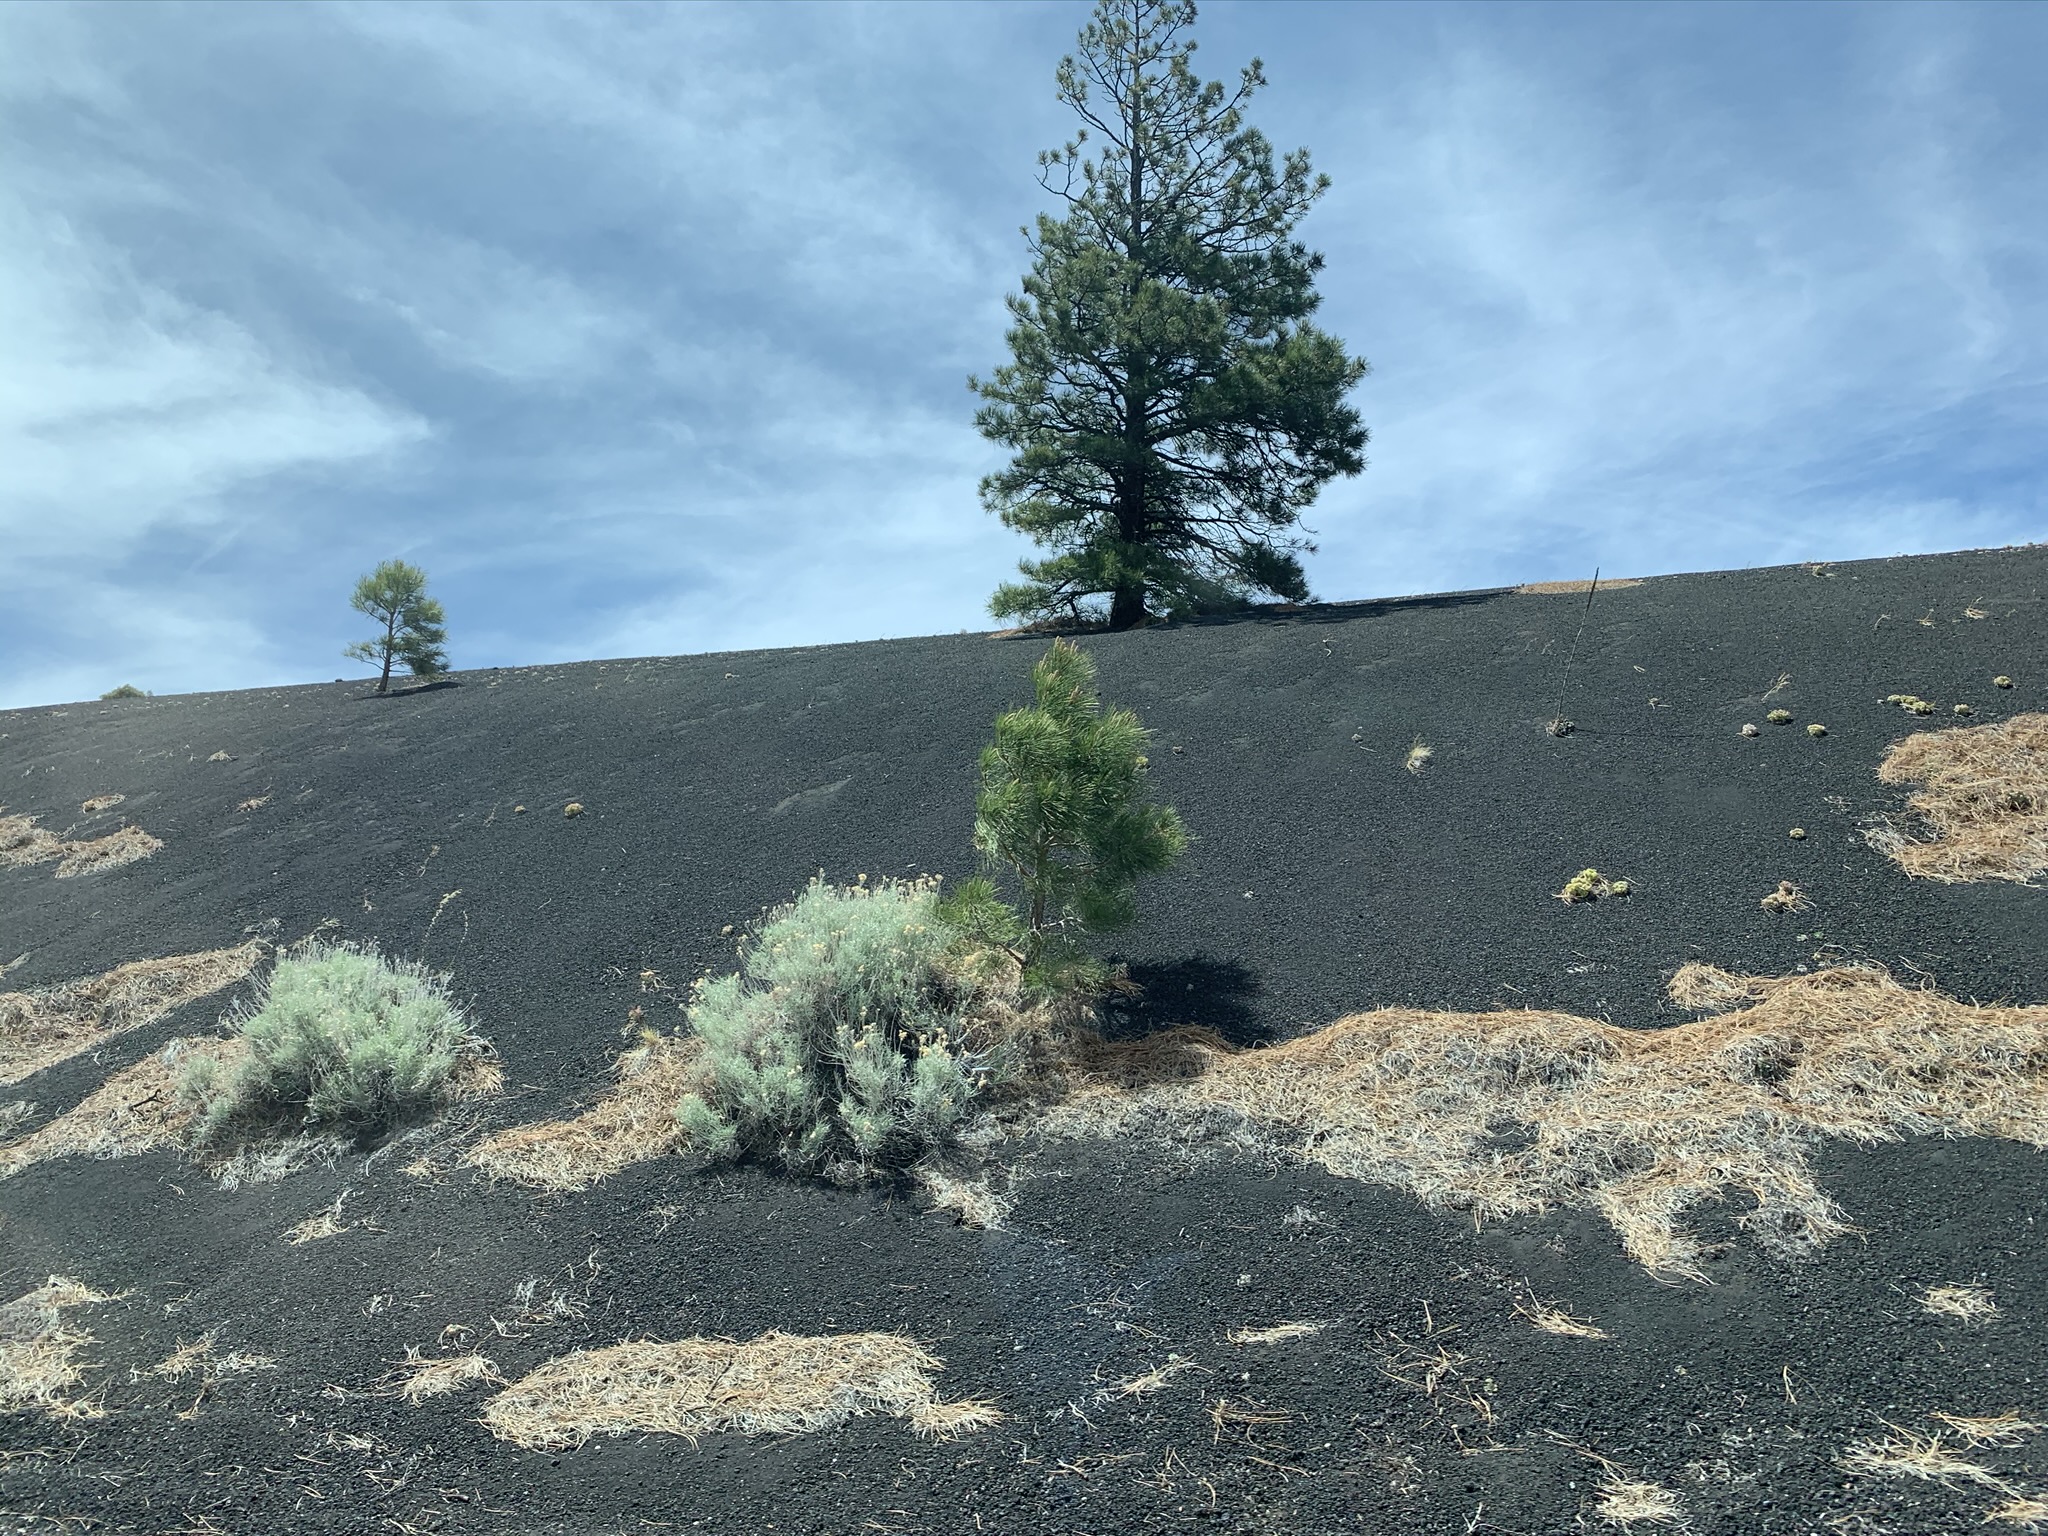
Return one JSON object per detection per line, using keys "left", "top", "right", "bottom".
{"left": 3, "top": 0, "right": 2043, "bottom": 708}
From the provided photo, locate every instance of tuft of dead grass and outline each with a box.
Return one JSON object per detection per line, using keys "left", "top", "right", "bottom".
{"left": 1225, "top": 1321, "right": 1325, "bottom": 1346}
{"left": 0, "top": 1277, "right": 121, "bottom": 1416}
{"left": 1930, "top": 1411, "right": 2043, "bottom": 1447}
{"left": 1760, "top": 881, "right": 1810, "bottom": 914}
{"left": 1871, "top": 712, "right": 2048, "bottom": 883}
{"left": 481, "top": 1330, "right": 1000, "bottom": 1450}
{"left": 79, "top": 794, "right": 124, "bottom": 815}
{"left": 0, "top": 1038, "right": 243, "bottom": 1180}
{"left": 0, "top": 943, "right": 264, "bottom": 1088}
{"left": 1592, "top": 1473, "right": 1684, "bottom": 1526}
{"left": 150, "top": 1334, "right": 276, "bottom": 1383}
{"left": 917, "top": 1166, "right": 1014, "bottom": 1230}
{"left": 1990, "top": 1497, "right": 2048, "bottom": 1529}
{"left": 468, "top": 1034, "right": 698, "bottom": 1191}
{"left": 1837, "top": 1420, "right": 2016, "bottom": 1493}
{"left": 1113, "top": 1358, "right": 1199, "bottom": 1398}
{"left": 284, "top": 1191, "right": 354, "bottom": 1245}
{"left": 1513, "top": 1297, "right": 1610, "bottom": 1340}
{"left": 1923, "top": 1284, "right": 2001, "bottom": 1325}
{"left": 384, "top": 1346, "right": 505, "bottom": 1404}
{"left": 1041, "top": 963, "right": 2048, "bottom": 1281}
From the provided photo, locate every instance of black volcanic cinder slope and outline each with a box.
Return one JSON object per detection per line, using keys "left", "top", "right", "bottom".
{"left": 1, "top": 544, "right": 2045, "bottom": 1536}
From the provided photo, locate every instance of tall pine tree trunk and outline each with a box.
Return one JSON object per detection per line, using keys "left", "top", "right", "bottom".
{"left": 1109, "top": 94, "right": 1150, "bottom": 633}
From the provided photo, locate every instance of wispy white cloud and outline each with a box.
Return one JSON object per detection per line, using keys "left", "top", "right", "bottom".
{"left": 1, "top": 0, "right": 2042, "bottom": 708}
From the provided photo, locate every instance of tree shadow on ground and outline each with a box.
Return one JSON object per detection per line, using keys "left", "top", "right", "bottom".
{"left": 1096, "top": 955, "right": 1268, "bottom": 1046}
{"left": 353, "top": 678, "right": 463, "bottom": 701}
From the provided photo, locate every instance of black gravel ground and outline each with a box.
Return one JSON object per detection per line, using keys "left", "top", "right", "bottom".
{"left": 1, "top": 544, "right": 2045, "bottom": 1536}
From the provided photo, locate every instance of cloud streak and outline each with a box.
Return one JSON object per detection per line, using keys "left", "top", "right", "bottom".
{"left": 1, "top": 0, "right": 2041, "bottom": 707}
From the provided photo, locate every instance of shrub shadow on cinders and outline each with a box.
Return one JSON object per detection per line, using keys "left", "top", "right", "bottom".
{"left": 1096, "top": 955, "right": 1266, "bottom": 1046}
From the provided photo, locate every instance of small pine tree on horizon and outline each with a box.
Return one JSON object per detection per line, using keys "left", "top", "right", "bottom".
{"left": 344, "top": 560, "right": 449, "bottom": 694}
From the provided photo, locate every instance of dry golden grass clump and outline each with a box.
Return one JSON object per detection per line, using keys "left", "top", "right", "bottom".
{"left": 1512, "top": 1297, "right": 1610, "bottom": 1340}
{"left": 1871, "top": 712, "right": 2048, "bottom": 883}
{"left": 283, "top": 1192, "right": 355, "bottom": 1245}
{"left": 1041, "top": 963, "right": 2048, "bottom": 1282}
{"left": 1226, "top": 1321, "right": 1325, "bottom": 1346}
{"left": 1922, "top": 1283, "right": 2000, "bottom": 1325}
{"left": 0, "top": 1277, "right": 120, "bottom": 1417}
{"left": 468, "top": 1034, "right": 700, "bottom": 1191}
{"left": 384, "top": 1346, "right": 506, "bottom": 1404}
{"left": 0, "top": 813, "right": 64, "bottom": 869}
{"left": 1517, "top": 578, "right": 1644, "bottom": 594}
{"left": 0, "top": 943, "right": 264, "bottom": 1088}
{"left": 150, "top": 1333, "right": 276, "bottom": 1383}
{"left": 56, "top": 826, "right": 165, "bottom": 877}
{"left": 1836, "top": 1418, "right": 2022, "bottom": 1493}
{"left": 1591, "top": 1473, "right": 1684, "bottom": 1526}
{"left": 0, "top": 809, "right": 164, "bottom": 879}
{"left": 481, "top": 1331, "right": 1001, "bottom": 1451}
{"left": 0, "top": 1038, "right": 244, "bottom": 1180}
{"left": 1760, "top": 880, "right": 1809, "bottom": 914}
{"left": 916, "top": 1166, "right": 1015, "bottom": 1230}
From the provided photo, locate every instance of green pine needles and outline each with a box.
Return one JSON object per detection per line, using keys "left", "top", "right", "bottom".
{"left": 345, "top": 559, "right": 449, "bottom": 693}
{"left": 948, "top": 638, "right": 1189, "bottom": 990}
{"left": 177, "top": 941, "right": 489, "bottom": 1150}
{"left": 675, "top": 878, "right": 1013, "bottom": 1180}
{"left": 972, "top": 0, "right": 1369, "bottom": 630}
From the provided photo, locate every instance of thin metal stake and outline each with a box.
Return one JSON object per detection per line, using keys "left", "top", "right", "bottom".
{"left": 1546, "top": 568, "right": 1600, "bottom": 736}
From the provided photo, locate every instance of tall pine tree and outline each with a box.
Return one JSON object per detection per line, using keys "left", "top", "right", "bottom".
{"left": 972, "top": 0, "right": 1370, "bottom": 631}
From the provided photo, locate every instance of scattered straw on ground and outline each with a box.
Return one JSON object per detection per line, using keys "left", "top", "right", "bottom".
{"left": 1513, "top": 1297, "right": 1610, "bottom": 1340}
{"left": 1923, "top": 1284, "right": 2000, "bottom": 1325}
{"left": 1113, "top": 1358, "right": 1199, "bottom": 1398}
{"left": 0, "top": 943, "right": 264, "bottom": 1087}
{"left": 55, "top": 826, "right": 164, "bottom": 877}
{"left": 482, "top": 1331, "right": 1000, "bottom": 1450}
{"left": 1592, "top": 1473, "right": 1683, "bottom": 1526}
{"left": 384, "top": 1346, "right": 505, "bottom": 1404}
{"left": 1930, "top": 1411, "right": 2043, "bottom": 1447}
{"left": 284, "top": 1192, "right": 355, "bottom": 1245}
{"left": 1837, "top": 1420, "right": 2016, "bottom": 1493}
{"left": 1871, "top": 712, "right": 2048, "bottom": 883}
{"left": 1517, "top": 578, "right": 1644, "bottom": 594}
{"left": 1, "top": 809, "right": 164, "bottom": 879}
{"left": 1225, "top": 1322, "right": 1325, "bottom": 1346}
{"left": 0, "top": 1277, "right": 120, "bottom": 1417}
{"left": 0, "top": 1038, "right": 242, "bottom": 1180}
{"left": 150, "top": 1334, "right": 276, "bottom": 1382}
{"left": 917, "top": 1167, "right": 1014, "bottom": 1230}
{"left": 1990, "top": 1497, "right": 2048, "bottom": 1529}
{"left": 468, "top": 1035, "right": 698, "bottom": 1192}
{"left": 0, "top": 814, "right": 63, "bottom": 870}
{"left": 1039, "top": 963, "right": 2048, "bottom": 1282}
